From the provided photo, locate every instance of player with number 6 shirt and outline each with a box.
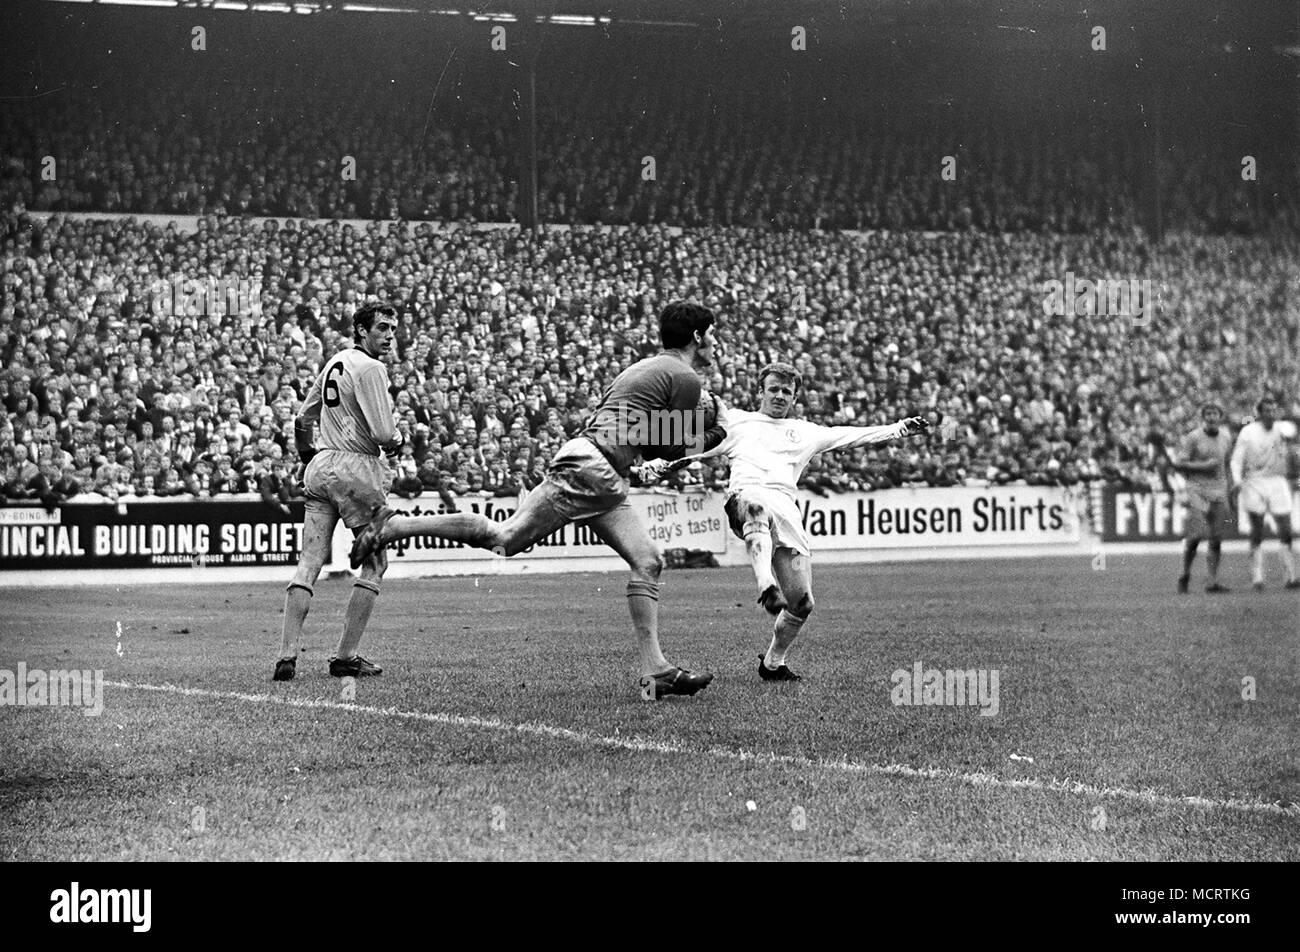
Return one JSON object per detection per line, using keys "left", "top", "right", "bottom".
{"left": 273, "top": 303, "right": 404, "bottom": 682}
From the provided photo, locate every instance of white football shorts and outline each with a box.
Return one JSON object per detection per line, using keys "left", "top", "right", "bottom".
{"left": 725, "top": 486, "right": 811, "bottom": 557}
{"left": 1240, "top": 475, "right": 1293, "bottom": 517}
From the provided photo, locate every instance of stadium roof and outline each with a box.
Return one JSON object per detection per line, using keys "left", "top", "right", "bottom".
{"left": 30, "top": 0, "right": 1300, "bottom": 54}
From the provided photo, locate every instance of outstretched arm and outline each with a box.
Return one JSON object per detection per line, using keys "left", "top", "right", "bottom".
{"left": 635, "top": 449, "right": 716, "bottom": 484}
{"left": 638, "top": 397, "right": 734, "bottom": 481}
{"left": 812, "top": 416, "right": 929, "bottom": 455}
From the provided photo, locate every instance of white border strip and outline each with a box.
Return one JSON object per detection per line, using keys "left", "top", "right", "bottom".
{"left": 106, "top": 680, "right": 1300, "bottom": 819}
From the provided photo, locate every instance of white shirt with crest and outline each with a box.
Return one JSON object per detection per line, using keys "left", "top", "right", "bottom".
{"left": 710, "top": 407, "right": 905, "bottom": 498}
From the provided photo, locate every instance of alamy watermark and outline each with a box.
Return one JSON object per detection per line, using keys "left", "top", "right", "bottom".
{"left": 1, "top": 663, "right": 104, "bottom": 716}
{"left": 1041, "top": 271, "right": 1154, "bottom": 327}
{"left": 148, "top": 274, "right": 261, "bottom": 319}
{"left": 601, "top": 403, "right": 713, "bottom": 455}
{"left": 50, "top": 883, "right": 151, "bottom": 932}
{"left": 890, "top": 661, "right": 1000, "bottom": 716}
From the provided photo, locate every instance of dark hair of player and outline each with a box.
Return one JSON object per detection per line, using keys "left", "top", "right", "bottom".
{"left": 759, "top": 362, "right": 802, "bottom": 393}
{"left": 352, "top": 303, "right": 397, "bottom": 343}
{"left": 1255, "top": 394, "right": 1276, "bottom": 414}
{"left": 1200, "top": 402, "right": 1222, "bottom": 417}
{"left": 658, "top": 302, "right": 716, "bottom": 349}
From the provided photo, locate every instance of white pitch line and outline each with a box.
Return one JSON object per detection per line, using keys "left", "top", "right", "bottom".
{"left": 105, "top": 680, "right": 1300, "bottom": 820}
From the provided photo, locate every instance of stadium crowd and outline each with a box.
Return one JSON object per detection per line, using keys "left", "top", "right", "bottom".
{"left": 1, "top": 59, "right": 1294, "bottom": 237}
{"left": 2, "top": 15, "right": 1296, "bottom": 507}
{"left": 2, "top": 207, "right": 1296, "bottom": 508}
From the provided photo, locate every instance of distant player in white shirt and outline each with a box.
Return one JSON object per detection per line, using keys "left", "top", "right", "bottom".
{"left": 274, "top": 304, "right": 404, "bottom": 681}
{"left": 641, "top": 362, "right": 928, "bottom": 680}
{"left": 1230, "top": 395, "right": 1299, "bottom": 591}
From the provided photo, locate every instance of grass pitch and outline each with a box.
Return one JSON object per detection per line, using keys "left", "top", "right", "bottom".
{"left": 1, "top": 552, "right": 1297, "bottom": 861}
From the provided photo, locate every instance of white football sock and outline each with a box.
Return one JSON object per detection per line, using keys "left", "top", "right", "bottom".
{"left": 1251, "top": 547, "right": 1264, "bottom": 584}
{"left": 744, "top": 530, "right": 777, "bottom": 593}
{"left": 765, "top": 610, "right": 805, "bottom": 669}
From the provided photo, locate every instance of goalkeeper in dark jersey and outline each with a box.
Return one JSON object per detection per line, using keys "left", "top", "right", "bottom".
{"left": 349, "top": 302, "right": 725, "bottom": 698}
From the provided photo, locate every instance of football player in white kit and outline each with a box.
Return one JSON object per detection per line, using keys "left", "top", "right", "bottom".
{"left": 1230, "top": 395, "right": 1299, "bottom": 591}
{"left": 641, "top": 362, "right": 929, "bottom": 680}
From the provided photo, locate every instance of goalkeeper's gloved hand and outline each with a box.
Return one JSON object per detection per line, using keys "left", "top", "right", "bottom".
{"left": 900, "top": 415, "right": 931, "bottom": 436}
{"left": 634, "top": 456, "right": 698, "bottom": 484}
{"left": 632, "top": 459, "right": 674, "bottom": 484}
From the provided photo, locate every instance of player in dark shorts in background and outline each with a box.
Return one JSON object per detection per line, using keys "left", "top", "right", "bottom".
{"left": 349, "top": 302, "right": 726, "bottom": 698}
{"left": 1173, "top": 402, "right": 1233, "bottom": 593}
{"left": 274, "top": 303, "right": 403, "bottom": 681}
